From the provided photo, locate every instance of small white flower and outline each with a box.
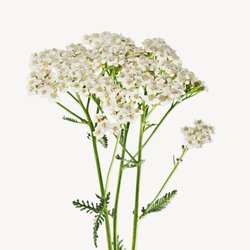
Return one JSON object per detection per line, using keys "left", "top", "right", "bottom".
{"left": 37, "top": 85, "right": 54, "bottom": 98}
{"left": 93, "top": 126, "right": 105, "bottom": 139}
{"left": 27, "top": 32, "right": 205, "bottom": 128}
{"left": 181, "top": 120, "right": 215, "bottom": 148}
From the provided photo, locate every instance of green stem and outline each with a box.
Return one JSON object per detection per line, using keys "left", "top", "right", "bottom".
{"left": 124, "top": 92, "right": 201, "bottom": 167}
{"left": 142, "top": 102, "right": 178, "bottom": 149}
{"left": 113, "top": 123, "right": 130, "bottom": 250}
{"left": 86, "top": 97, "right": 90, "bottom": 111}
{"left": 76, "top": 94, "right": 113, "bottom": 250}
{"left": 131, "top": 110, "right": 145, "bottom": 250}
{"left": 67, "top": 91, "right": 79, "bottom": 103}
{"left": 139, "top": 146, "right": 189, "bottom": 220}
{"left": 146, "top": 105, "right": 157, "bottom": 119}
{"left": 92, "top": 95, "right": 104, "bottom": 113}
{"left": 104, "top": 133, "right": 121, "bottom": 195}
{"left": 123, "top": 102, "right": 178, "bottom": 169}
{"left": 56, "top": 102, "right": 84, "bottom": 122}
{"left": 116, "top": 135, "right": 137, "bottom": 164}
{"left": 68, "top": 91, "right": 135, "bottom": 162}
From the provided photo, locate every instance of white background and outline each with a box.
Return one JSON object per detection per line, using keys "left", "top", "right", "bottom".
{"left": 1, "top": 0, "right": 250, "bottom": 249}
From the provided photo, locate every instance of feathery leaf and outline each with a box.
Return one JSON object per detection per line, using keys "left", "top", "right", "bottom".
{"left": 93, "top": 193, "right": 111, "bottom": 247}
{"left": 87, "top": 133, "right": 108, "bottom": 148}
{"left": 72, "top": 199, "right": 99, "bottom": 214}
{"left": 93, "top": 209, "right": 105, "bottom": 247}
{"left": 117, "top": 235, "right": 126, "bottom": 250}
{"left": 141, "top": 190, "right": 177, "bottom": 217}
{"left": 73, "top": 193, "right": 112, "bottom": 247}
{"left": 72, "top": 195, "right": 113, "bottom": 217}
{"left": 98, "top": 134, "right": 108, "bottom": 148}
{"left": 63, "top": 116, "right": 87, "bottom": 124}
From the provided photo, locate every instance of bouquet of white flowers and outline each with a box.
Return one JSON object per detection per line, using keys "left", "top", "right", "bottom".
{"left": 27, "top": 32, "right": 214, "bottom": 250}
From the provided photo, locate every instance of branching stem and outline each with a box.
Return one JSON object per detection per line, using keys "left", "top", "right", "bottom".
{"left": 124, "top": 92, "right": 200, "bottom": 168}
{"left": 76, "top": 93, "right": 113, "bottom": 250}
{"left": 56, "top": 102, "right": 84, "bottom": 122}
{"left": 57, "top": 90, "right": 201, "bottom": 250}
{"left": 139, "top": 146, "right": 188, "bottom": 220}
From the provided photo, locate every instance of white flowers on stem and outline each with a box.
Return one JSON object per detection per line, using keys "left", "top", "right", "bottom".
{"left": 181, "top": 120, "right": 215, "bottom": 148}
{"left": 27, "top": 32, "right": 205, "bottom": 138}
{"left": 27, "top": 32, "right": 215, "bottom": 250}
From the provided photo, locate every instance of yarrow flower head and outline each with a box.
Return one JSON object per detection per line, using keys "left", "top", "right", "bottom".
{"left": 27, "top": 32, "right": 206, "bottom": 138}
{"left": 27, "top": 32, "right": 214, "bottom": 250}
{"left": 181, "top": 120, "right": 215, "bottom": 148}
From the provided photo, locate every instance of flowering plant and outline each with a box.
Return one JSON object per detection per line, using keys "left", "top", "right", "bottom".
{"left": 27, "top": 32, "right": 214, "bottom": 250}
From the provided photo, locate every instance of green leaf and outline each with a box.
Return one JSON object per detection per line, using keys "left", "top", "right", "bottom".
{"left": 98, "top": 135, "right": 108, "bottom": 148}
{"left": 73, "top": 195, "right": 113, "bottom": 217}
{"left": 73, "top": 193, "right": 112, "bottom": 247}
{"left": 87, "top": 133, "right": 108, "bottom": 148}
{"left": 93, "top": 193, "right": 111, "bottom": 247}
{"left": 87, "top": 133, "right": 91, "bottom": 140}
{"left": 121, "top": 159, "right": 145, "bottom": 169}
{"left": 63, "top": 116, "right": 87, "bottom": 124}
{"left": 72, "top": 199, "right": 99, "bottom": 214}
{"left": 141, "top": 190, "right": 177, "bottom": 217}
{"left": 116, "top": 154, "right": 121, "bottom": 160}
{"left": 117, "top": 235, "right": 126, "bottom": 250}
{"left": 93, "top": 208, "right": 105, "bottom": 247}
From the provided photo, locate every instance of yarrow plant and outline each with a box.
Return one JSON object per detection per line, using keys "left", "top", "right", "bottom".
{"left": 27, "top": 32, "right": 214, "bottom": 250}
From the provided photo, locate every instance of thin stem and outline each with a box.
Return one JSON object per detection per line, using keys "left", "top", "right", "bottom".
{"left": 143, "top": 101, "right": 178, "bottom": 151}
{"left": 90, "top": 131, "right": 105, "bottom": 194}
{"left": 125, "top": 92, "right": 201, "bottom": 168}
{"left": 76, "top": 93, "right": 113, "bottom": 250}
{"left": 76, "top": 94, "right": 93, "bottom": 127}
{"left": 113, "top": 123, "right": 130, "bottom": 250}
{"left": 145, "top": 105, "right": 157, "bottom": 119}
{"left": 116, "top": 135, "right": 137, "bottom": 164}
{"left": 131, "top": 109, "right": 145, "bottom": 250}
{"left": 124, "top": 92, "right": 201, "bottom": 167}
{"left": 67, "top": 91, "right": 79, "bottom": 103}
{"left": 123, "top": 102, "right": 178, "bottom": 169}
{"left": 86, "top": 97, "right": 90, "bottom": 111}
{"left": 139, "top": 146, "right": 189, "bottom": 220}
{"left": 92, "top": 95, "right": 104, "bottom": 113}
{"left": 71, "top": 91, "right": 136, "bottom": 163}
{"left": 56, "top": 102, "right": 84, "bottom": 122}
{"left": 91, "top": 132, "right": 113, "bottom": 250}
{"left": 104, "top": 132, "right": 121, "bottom": 195}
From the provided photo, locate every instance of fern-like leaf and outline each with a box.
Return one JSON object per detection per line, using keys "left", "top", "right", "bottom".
{"left": 93, "top": 208, "right": 105, "bottom": 247}
{"left": 141, "top": 190, "right": 177, "bottom": 217}
{"left": 93, "top": 193, "right": 111, "bottom": 247}
{"left": 117, "top": 235, "right": 126, "bottom": 250}
{"left": 87, "top": 133, "right": 108, "bottom": 148}
{"left": 98, "top": 135, "right": 108, "bottom": 148}
{"left": 63, "top": 116, "right": 87, "bottom": 124}
{"left": 72, "top": 199, "right": 99, "bottom": 214}
{"left": 73, "top": 193, "right": 111, "bottom": 247}
{"left": 73, "top": 197, "right": 113, "bottom": 217}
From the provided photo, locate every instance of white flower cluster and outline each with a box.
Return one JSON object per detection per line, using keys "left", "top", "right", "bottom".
{"left": 181, "top": 120, "right": 215, "bottom": 148}
{"left": 28, "top": 32, "right": 205, "bottom": 138}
